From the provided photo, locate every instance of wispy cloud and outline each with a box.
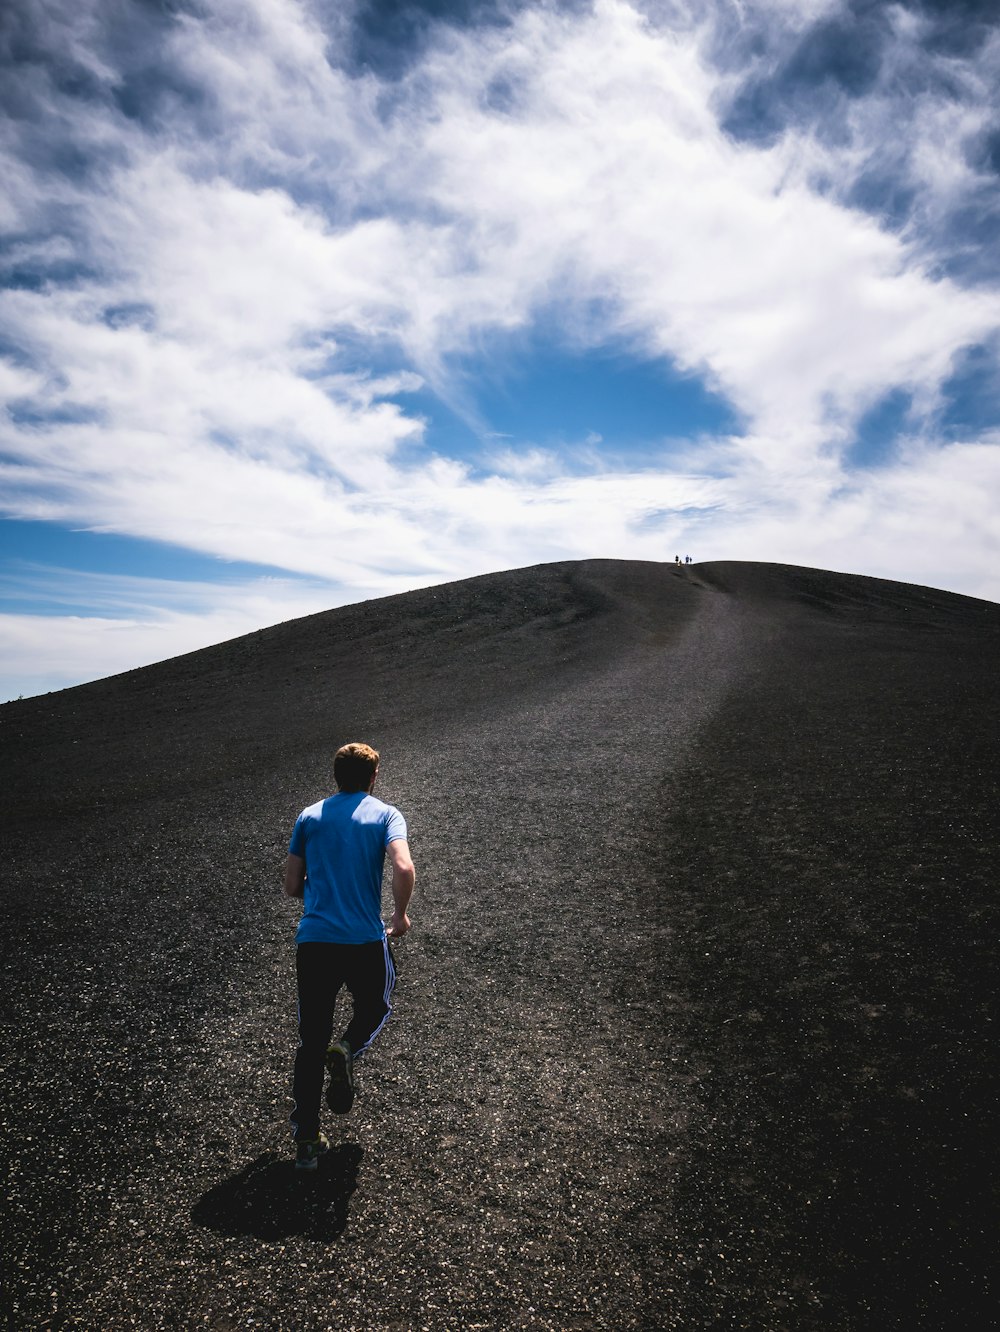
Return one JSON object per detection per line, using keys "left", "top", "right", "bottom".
{"left": 2, "top": 0, "right": 999, "bottom": 697}
{"left": 0, "top": 569, "right": 348, "bottom": 700}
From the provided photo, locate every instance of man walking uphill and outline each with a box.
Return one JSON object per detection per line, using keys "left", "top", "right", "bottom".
{"left": 283, "top": 742, "right": 415, "bottom": 1170}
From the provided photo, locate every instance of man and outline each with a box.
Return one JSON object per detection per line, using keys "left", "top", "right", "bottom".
{"left": 283, "top": 742, "right": 415, "bottom": 1171}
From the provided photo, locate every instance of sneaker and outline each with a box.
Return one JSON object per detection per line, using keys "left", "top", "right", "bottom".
{"left": 294, "top": 1134, "right": 330, "bottom": 1172}
{"left": 325, "top": 1039, "right": 355, "bottom": 1114}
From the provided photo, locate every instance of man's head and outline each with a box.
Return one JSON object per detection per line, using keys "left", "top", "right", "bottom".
{"left": 334, "top": 742, "right": 380, "bottom": 794}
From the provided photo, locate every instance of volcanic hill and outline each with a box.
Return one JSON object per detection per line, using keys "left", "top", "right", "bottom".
{"left": 1, "top": 559, "right": 997, "bottom": 1330}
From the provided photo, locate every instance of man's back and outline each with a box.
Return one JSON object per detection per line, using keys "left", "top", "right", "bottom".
{"left": 290, "top": 791, "right": 406, "bottom": 945}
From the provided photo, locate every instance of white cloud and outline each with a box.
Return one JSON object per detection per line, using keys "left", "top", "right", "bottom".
{"left": 394, "top": 0, "right": 996, "bottom": 443}
{"left": 702, "top": 432, "right": 1000, "bottom": 601}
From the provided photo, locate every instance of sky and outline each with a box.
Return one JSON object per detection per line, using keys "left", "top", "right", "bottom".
{"left": 2, "top": 0, "right": 1000, "bottom": 699}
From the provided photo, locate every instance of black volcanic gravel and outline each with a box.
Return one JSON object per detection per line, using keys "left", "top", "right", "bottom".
{"left": 1, "top": 559, "right": 997, "bottom": 1330}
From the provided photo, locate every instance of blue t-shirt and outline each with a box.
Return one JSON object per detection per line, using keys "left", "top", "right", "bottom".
{"left": 289, "top": 792, "right": 407, "bottom": 944}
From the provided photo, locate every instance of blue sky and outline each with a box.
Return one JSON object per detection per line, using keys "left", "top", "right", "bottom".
{"left": 2, "top": 0, "right": 1000, "bottom": 698}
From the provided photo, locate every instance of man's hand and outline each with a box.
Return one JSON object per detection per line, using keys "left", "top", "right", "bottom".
{"left": 386, "top": 909, "right": 411, "bottom": 939}
{"left": 386, "top": 839, "right": 414, "bottom": 937}
{"left": 283, "top": 853, "right": 306, "bottom": 899}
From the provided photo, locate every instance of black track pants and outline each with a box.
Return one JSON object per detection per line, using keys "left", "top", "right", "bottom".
{"left": 290, "top": 939, "right": 396, "bottom": 1140}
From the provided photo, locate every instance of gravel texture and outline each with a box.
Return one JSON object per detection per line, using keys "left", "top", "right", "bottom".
{"left": 1, "top": 558, "right": 997, "bottom": 1331}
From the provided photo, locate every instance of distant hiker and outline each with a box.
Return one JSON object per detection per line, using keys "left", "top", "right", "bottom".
{"left": 685, "top": 555, "right": 692, "bottom": 564}
{"left": 674, "top": 555, "right": 681, "bottom": 565}
{"left": 283, "top": 742, "right": 415, "bottom": 1170}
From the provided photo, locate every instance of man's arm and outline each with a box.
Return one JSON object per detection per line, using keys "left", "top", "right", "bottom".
{"left": 385, "top": 838, "right": 415, "bottom": 938}
{"left": 283, "top": 853, "right": 306, "bottom": 899}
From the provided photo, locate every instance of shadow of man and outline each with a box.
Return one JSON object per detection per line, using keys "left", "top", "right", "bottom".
{"left": 192, "top": 1144, "right": 363, "bottom": 1243}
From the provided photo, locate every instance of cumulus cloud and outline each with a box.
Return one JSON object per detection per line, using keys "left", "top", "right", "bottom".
{"left": 1, "top": 0, "right": 999, "bottom": 696}
{"left": 713, "top": 0, "right": 1000, "bottom": 284}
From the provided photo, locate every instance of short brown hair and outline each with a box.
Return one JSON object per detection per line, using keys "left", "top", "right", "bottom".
{"left": 334, "top": 742, "right": 380, "bottom": 793}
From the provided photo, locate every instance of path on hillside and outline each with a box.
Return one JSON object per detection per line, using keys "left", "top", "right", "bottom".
{"left": 186, "top": 568, "right": 761, "bottom": 1332}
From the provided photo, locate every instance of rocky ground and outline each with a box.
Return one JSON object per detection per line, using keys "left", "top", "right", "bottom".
{"left": 1, "top": 559, "right": 997, "bottom": 1330}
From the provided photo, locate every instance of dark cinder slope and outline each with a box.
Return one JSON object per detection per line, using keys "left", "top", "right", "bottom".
{"left": 1, "top": 559, "right": 997, "bottom": 1331}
